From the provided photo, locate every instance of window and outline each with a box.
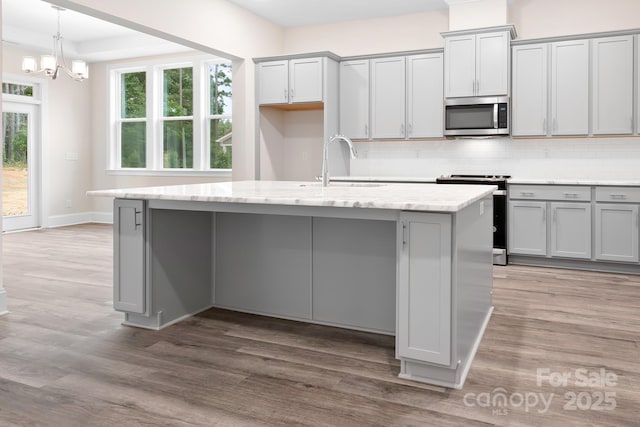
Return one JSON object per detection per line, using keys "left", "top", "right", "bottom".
{"left": 119, "top": 71, "right": 146, "bottom": 168}
{"left": 2, "top": 83, "right": 33, "bottom": 97}
{"left": 109, "top": 57, "right": 232, "bottom": 174}
{"left": 209, "top": 62, "right": 232, "bottom": 169}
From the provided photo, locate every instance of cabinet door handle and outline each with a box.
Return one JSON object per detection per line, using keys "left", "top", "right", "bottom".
{"left": 402, "top": 222, "right": 408, "bottom": 248}
{"left": 520, "top": 192, "right": 536, "bottom": 197}
{"left": 284, "top": 88, "right": 288, "bottom": 101}
{"left": 543, "top": 118, "right": 547, "bottom": 134}
{"left": 563, "top": 193, "right": 578, "bottom": 198}
{"left": 610, "top": 194, "right": 627, "bottom": 200}
{"left": 365, "top": 123, "right": 368, "bottom": 136}
{"left": 408, "top": 123, "right": 413, "bottom": 136}
{"left": 290, "top": 88, "right": 294, "bottom": 100}
{"left": 401, "top": 123, "right": 405, "bottom": 135}
{"left": 134, "top": 210, "right": 142, "bottom": 229}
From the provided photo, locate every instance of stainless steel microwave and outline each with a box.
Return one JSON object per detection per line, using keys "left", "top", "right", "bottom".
{"left": 444, "top": 96, "right": 509, "bottom": 136}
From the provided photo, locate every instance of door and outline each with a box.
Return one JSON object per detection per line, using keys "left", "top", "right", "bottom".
{"left": 289, "top": 58, "right": 323, "bottom": 103}
{"left": 592, "top": 36, "right": 633, "bottom": 135}
{"left": 258, "top": 60, "right": 288, "bottom": 104}
{"left": 475, "top": 31, "right": 509, "bottom": 96}
{"left": 508, "top": 201, "right": 547, "bottom": 256}
{"left": 340, "top": 60, "right": 370, "bottom": 139}
{"left": 371, "top": 57, "right": 405, "bottom": 139}
{"left": 397, "top": 212, "right": 451, "bottom": 366}
{"left": 551, "top": 40, "right": 589, "bottom": 135}
{"left": 406, "top": 53, "right": 443, "bottom": 138}
{"left": 444, "top": 34, "right": 476, "bottom": 98}
{"left": 550, "top": 202, "right": 592, "bottom": 259}
{"left": 113, "top": 199, "right": 146, "bottom": 314}
{"left": 2, "top": 101, "right": 40, "bottom": 231}
{"left": 595, "top": 204, "right": 639, "bottom": 262}
{"left": 512, "top": 44, "right": 548, "bottom": 136}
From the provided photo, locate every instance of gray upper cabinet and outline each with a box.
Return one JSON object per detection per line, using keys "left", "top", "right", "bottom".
{"left": 444, "top": 34, "right": 476, "bottom": 98}
{"left": 512, "top": 44, "right": 548, "bottom": 136}
{"left": 444, "top": 28, "right": 511, "bottom": 98}
{"left": 592, "top": 36, "right": 634, "bottom": 135}
{"left": 475, "top": 31, "right": 510, "bottom": 96}
{"left": 289, "top": 58, "right": 323, "bottom": 103}
{"left": 258, "top": 60, "right": 289, "bottom": 105}
{"left": 371, "top": 57, "right": 406, "bottom": 139}
{"left": 340, "top": 59, "right": 370, "bottom": 139}
{"left": 551, "top": 40, "right": 589, "bottom": 135}
{"left": 258, "top": 57, "right": 323, "bottom": 105}
{"left": 406, "top": 53, "right": 444, "bottom": 138}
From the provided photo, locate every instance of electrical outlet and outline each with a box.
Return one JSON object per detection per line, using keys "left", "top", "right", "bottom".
{"left": 65, "top": 200, "right": 72, "bottom": 208}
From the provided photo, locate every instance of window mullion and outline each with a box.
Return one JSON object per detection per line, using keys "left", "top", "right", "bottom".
{"left": 192, "top": 61, "right": 203, "bottom": 171}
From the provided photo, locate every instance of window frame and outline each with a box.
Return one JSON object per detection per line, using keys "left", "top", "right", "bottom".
{"left": 107, "top": 55, "right": 231, "bottom": 176}
{"left": 205, "top": 60, "right": 233, "bottom": 172}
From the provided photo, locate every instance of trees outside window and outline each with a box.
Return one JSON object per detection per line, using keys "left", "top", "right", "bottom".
{"left": 110, "top": 57, "right": 232, "bottom": 173}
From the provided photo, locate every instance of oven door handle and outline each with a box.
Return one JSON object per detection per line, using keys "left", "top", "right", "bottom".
{"left": 493, "top": 190, "right": 506, "bottom": 196}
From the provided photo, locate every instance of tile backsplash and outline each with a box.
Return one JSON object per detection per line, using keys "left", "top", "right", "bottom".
{"left": 350, "top": 137, "right": 640, "bottom": 179}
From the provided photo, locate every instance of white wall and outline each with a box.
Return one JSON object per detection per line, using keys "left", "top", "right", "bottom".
{"left": 350, "top": 138, "right": 640, "bottom": 181}
{"left": 88, "top": 52, "right": 238, "bottom": 215}
{"left": 48, "top": 0, "right": 285, "bottom": 183}
{"left": 284, "top": 10, "right": 449, "bottom": 56}
{"left": 3, "top": 44, "right": 93, "bottom": 226}
{"left": 510, "top": 0, "right": 640, "bottom": 40}
{"left": 282, "top": 0, "right": 640, "bottom": 182}
{"left": 449, "top": 0, "right": 508, "bottom": 31}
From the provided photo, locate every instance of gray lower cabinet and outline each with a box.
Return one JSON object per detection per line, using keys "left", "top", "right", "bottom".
{"left": 397, "top": 212, "right": 451, "bottom": 366}
{"left": 113, "top": 199, "right": 146, "bottom": 314}
{"left": 509, "top": 201, "right": 547, "bottom": 256}
{"left": 595, "top": 204, "right": 639, "bottom": 262}
{"left": 550, "top": 202, "right": 591, "bottom": 259}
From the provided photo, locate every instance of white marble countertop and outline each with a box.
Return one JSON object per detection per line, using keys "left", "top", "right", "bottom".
{"left": 334, "top": 176, "right": 640, "bottom": 187}
{"left": 508, "top": 178, "right": 640, "bottom": 186}
{"left": 331, "top": 176, "right": 438, "bottom": 183}
{"left": 87, "top": 180, "right": 496, "bottom": 213}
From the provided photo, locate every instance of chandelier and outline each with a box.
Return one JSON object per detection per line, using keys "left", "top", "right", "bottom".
{"left": 21, "top": 6, "right": 89, "bottom": 81}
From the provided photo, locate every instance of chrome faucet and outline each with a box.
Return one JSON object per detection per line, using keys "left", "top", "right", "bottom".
{"left": 322, "top": 135, "right": 358, "bottom": 187}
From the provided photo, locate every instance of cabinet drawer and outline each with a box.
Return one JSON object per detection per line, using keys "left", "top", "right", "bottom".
{"left": 595, "top": 187, "right": 640, "bottom": 203}
{"left": 509, "top": 185, "right": 591, "bottom": 201}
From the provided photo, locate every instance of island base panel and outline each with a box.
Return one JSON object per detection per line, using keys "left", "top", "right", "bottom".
{"left": 312, "top": 217, "right": 396, "bottom": 334}
{"left": 215, "top": 213, "right": 313, "bottom": 320}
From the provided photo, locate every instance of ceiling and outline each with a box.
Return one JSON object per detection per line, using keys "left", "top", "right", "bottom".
{"left": 2, "top": 0, "right": 454, "bottom": 62}
{"left": 226, "top": 0, "right": 449, "bottom": 27}
{"left": 2, "top": 0, "right": 193, "bottom": 62}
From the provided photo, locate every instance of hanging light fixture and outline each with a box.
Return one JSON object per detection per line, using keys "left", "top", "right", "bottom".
{"left": 21, "top": 6, "right": 89, "bottom": 81}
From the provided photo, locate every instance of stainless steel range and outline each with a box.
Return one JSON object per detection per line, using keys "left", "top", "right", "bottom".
{"left": 436, "top": 174, "right": 510, "bottom": 265}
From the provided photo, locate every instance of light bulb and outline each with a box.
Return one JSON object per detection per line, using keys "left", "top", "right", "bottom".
{"left": 22, "top": 56, "right": 37, "bottom": 73}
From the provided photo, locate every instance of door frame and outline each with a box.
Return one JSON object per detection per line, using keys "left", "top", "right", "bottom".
{"left": 2, "top": 74, "right": 48, "bottom": 231}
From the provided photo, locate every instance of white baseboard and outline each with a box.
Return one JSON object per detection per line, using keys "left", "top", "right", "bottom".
{"left": 90, "top": 211, "right": 113, "bottom": 224}
{"left": 46, "top": 212, "right": 113, "bottom": 228}
{"left": 0, "top": 288, "right": 8, "bottom": 316}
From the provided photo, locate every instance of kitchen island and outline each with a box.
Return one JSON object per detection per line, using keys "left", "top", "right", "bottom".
{"left": 88, "top": 180, "right": 495, "bottom": 389}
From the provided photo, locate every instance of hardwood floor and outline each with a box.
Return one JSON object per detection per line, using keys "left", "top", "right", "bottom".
{"left": 1, "top": 224, "right": 639, "bottom": 426}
